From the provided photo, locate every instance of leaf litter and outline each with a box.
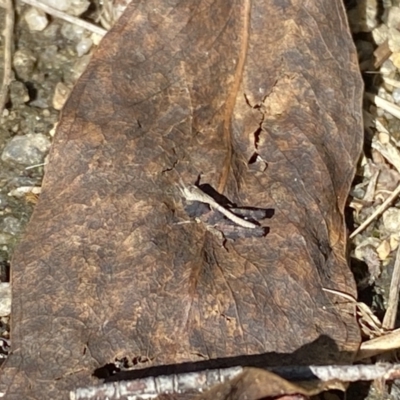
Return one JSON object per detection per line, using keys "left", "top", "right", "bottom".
{"left": 1, "top": 0, "right": 400, "bottom": 399}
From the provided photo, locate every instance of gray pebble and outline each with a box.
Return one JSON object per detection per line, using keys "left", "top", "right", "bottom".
{"left": 9, "top": 81, "right": 29, "bottom": 107}
{"left": 1, "top": 133, "right": 51, "bottom": 166}
{"left": 0, "top": 283, "right": 11, "bottom": 316}
{"left": 0, "top": 233, "right": 13, "bottom": 246}
{"left": 1, "top": 216, "right": 22, "bottom": 236}
{"left": 12, "top": 49, "right": 37, "bottom": 81}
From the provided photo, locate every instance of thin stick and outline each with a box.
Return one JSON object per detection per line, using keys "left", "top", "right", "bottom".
{"left": 382, "top": 244, "right": 400, "bottom": 329}
{"left": 0, "top": 0, "right": 14, "bottom": 117}
{"left": 21, "top": 0, "right": 107, "bottom": 37}
{"left": 349, "top": 182, "right": 400, "bottom": 238}
{"left": 366, "top": 93, "right": 400, "bottom": 120}
{"left": 356, "top": 328, "right": 400, "bottom": 360}
{"left": 180, "top": 182, "right": 259, "bottom": 229}
{"left": 70, "top": 363, "right": 400, "bottom": 399}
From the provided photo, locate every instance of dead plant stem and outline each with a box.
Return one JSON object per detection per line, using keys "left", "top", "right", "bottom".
{"left": 0, "top": 0, "right": 14, "bottom": 117}
{"left": 382, "top": 244, "right": 400, "bottom": 329}
{"left": 350, "top": 183, "right": 400, "bottom": 238}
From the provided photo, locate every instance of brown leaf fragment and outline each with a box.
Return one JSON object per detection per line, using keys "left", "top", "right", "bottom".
{"left": 0, "top": 0, "right": 363, "bottom": 398}
{"left": 192, "top": 368, "right": 319, "bottom": 400}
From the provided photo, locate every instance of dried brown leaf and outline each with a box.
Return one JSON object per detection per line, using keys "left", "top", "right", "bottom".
{"left": 0, "top": 0, "right": 363, "bottom": 398}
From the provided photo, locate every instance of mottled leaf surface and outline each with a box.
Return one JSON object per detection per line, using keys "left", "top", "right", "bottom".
{"left": 0, "top": 0, "right": 363, "bottom": 398}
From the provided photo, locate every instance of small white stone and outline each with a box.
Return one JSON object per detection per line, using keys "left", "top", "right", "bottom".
{"left": 71, "top": 55, "right": 91, "bottom": 81}
{"left": 376, "top": 240, "right": 391, "bottom": 260}
{"left": 0, "top": 283, "right": 11, "bottom": 316}
{"left": 90, "top": 32, "right": 103, "bottom": 46}
{"left": 378, "top": 132, "right": 390, "bottom": 143}
{"left": 391, "top": 52, "right": 400, "bottom": 70}
{"left": 382, "top": 207, "right": 400, "bottom": 233}
{"left": 24, "top": 7, "right": 49, "bottom": 31}
{"left": 390, "top": 234, "right": 399, "bottom": 251}
{"left": 372, "top": 24, "right": 389, "bottom": 45}
{"left": 380, "top": 59, "right": 396, "bottom": 76}
{"left": 0, "top": 233, "right": 13, "bottom": 246}
{"left": 76, "top": 37, "right": 93, "bottom": 57}
{"left": 388, "top": 27, "right": 400, "bottom": 52}
{"left": 377, "top": 87, "right": 391, "bottom": 100}
{"left": 12, "top": 49, "right": 37, "bottom": 81}
{"left": 61, "top": 22, "right": 85, "bottom": 42}
{"left": 68, "top": 0, "right": 90, "bottom": 16}
{"left": 8, "top": 186, "right": 42, "bottom": 198}
{"left": 2, "top": 216, "right": 22, "bottom": 236}
{"left": 365, "top": 0, "right": 379, "bottom": 30}
{"left": 49, "top": 122, "right": 58, "bottom": 137}
{"left": 52, "top": 82, "right": 71, "bottom": 110}
{"left": 387, "top": 6, "right": 400, "bottom": 29}
{"left": 393, "top": 87, "right": 400, "bottom": 104}
{"left": 41, "top": 0, "right": 89, "bottom": 16}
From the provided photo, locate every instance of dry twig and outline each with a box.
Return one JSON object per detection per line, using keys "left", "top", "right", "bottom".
{"left": 372, "top": 140, "right": 400, "bottom": 173}
{"left": 357, "top": 328, "right": 400, "bottom": 361}
{"left": 367, "top": 92, "right": 400, "bottom": 120}
{"left": 0, "top": 0, "right": 14, "bottom": 116}
{"left": 322, "top": 288, "right": 386, "bottom": 338}
{"left": 20, "top": 0, "right": 107, "bottom": 37}
{"left": 71, "top": 364, "right": 400, "bottom": 399}
{"left": 383, "top": 76, "right": 400, "bottom": 88}
{"left": 382, "top": 244, "right": 400, "bottom": 329}
{"left": 349, "top": 182, "right": 400, "bottom": 238}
